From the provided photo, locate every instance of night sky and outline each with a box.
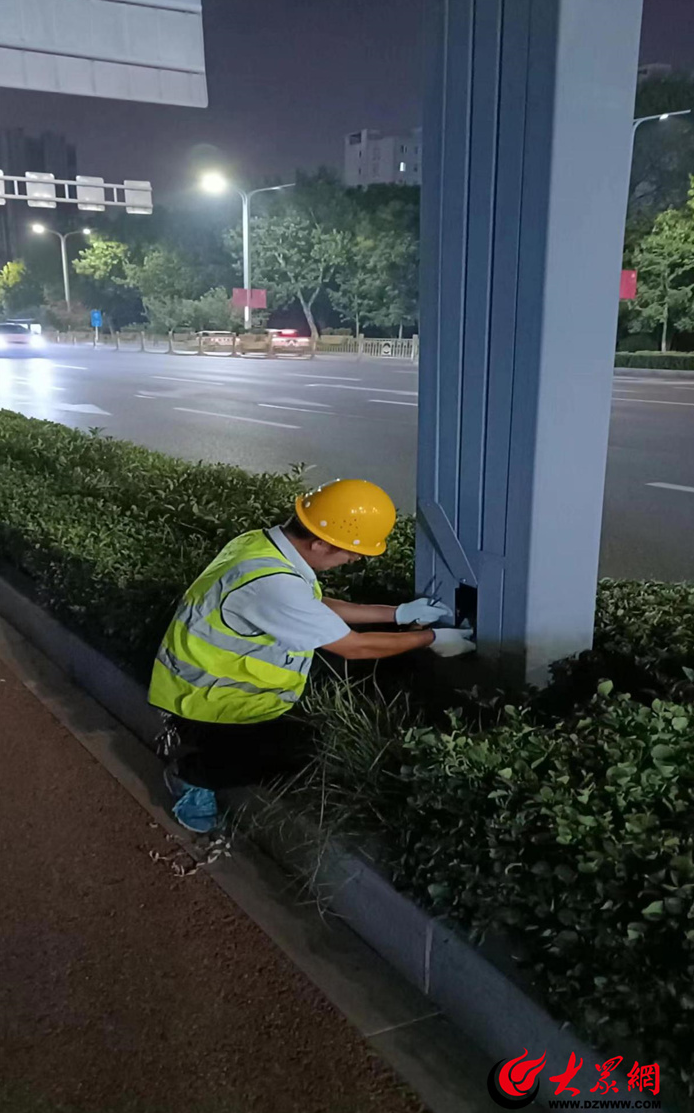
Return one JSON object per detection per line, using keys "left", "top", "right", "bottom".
{"left": 0, "top": 0, "right": 690, "bottom": 201}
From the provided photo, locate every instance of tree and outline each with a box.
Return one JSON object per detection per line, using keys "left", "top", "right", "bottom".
{"left": 631, "top": 73, "right": 694, "bottom": 217}
{"left": 249, "top": 210, "right": 348, "bottom": 339}
{"left": 631, "top": 204, "right": 694, "bottom": 351}
{"left": 0, "top": 260, "right": 44, "bottom": 315}
{"left": 329, "top": 223, "right": 383, "bottom": 335}
{"left": 124, "top": 246, "right": 206, "bottom": 302}
{"left": 72, "top": 239, "right": 141, "bottom": 329}
{"left": 329, "top": 218, "right": 419, "bottom": 336}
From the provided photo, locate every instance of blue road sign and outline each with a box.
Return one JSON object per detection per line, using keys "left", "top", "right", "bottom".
{"left": 91, "top": 310, "right": 103, "bottom": 328}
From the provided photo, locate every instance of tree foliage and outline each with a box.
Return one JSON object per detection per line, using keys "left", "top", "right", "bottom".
{"left": 0, "top": 260, "right": 44, "bottom": 315}
{"left": 631, "top": 74, "right": 694, "bottom": 217}
{"left": 249, "top": 210, "right": 349, "bottom": 338}
{"left": 630, "top": 194, "right": 694, "bottom": 351}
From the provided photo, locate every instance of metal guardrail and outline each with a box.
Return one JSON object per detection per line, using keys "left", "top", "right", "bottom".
{"left": 47, "top": 330, "right": 420, "bottom": 361}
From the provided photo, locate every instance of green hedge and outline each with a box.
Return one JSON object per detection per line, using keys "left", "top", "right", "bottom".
{"left": 615, "top": 350, "right": 694, "bottom": 371}
{"left": 2, "top": 409, "right": 694, "bottom": 1096}
{"left": 0, "top": 410, "right": 414, "bottom": 675}
{"left": 300, "top": 681, "right": 694, "bottom": 1098}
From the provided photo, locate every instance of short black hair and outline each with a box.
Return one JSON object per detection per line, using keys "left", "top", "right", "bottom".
{"left": 283, "top": 515, "right": 318, "bottom": 542}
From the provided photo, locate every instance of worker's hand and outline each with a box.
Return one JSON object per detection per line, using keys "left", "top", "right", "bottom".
{"left": 395, "top": 597, "right": 453, "bottom": 626}
{"left": 429, "top": 628, "right": 476, "bottom": 658}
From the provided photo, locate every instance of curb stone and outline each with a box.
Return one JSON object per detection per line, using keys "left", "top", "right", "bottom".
{"left": 0, "top": 564, "right": 670, "bottom": 1111}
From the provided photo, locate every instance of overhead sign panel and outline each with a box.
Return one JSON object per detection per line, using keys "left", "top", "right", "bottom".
{"left": 77, "top": 176, "right": 106, "bottom": 212}
{"left": 26, "top": 171, "right": 56, "bottom": 209}
{"left": 0, "top": 0, "right": 207, "bottom": 107}
{"left": 124, "top": 180, "right": 153, "bottom": 214}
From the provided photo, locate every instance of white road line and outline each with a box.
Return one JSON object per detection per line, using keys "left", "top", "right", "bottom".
{"left": 57, "top": 403, "right": 111, "bottom": 414}
{"left": 307, "top": 384, "right": 418, "bottom": 396}
{"left": 153, "top": 375, "right": 269, "bottom": 387}
{"left": 369, "top": 398, "right": 418, "bottom": 407}
{"left": 174, "top": 406, "right": 300, "bottom": 429}
{"left": 647, "top": 482, "right": 694, "bottom": 494}
{"left": 612, "top": 397, "right": 694, "bottom": 407}
{"left": 276, "top": 373, "right": 362, "bottom": 381}
{"left": 258, "top": 404, "right": 335, "bottom": 415}
{"left": 616, "top": 378, "right": 694, "bottom": 387}
{"left": 51, "top": 364, "right": 88, "bottom": 370}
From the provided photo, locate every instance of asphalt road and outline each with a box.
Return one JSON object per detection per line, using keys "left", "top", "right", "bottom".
{"left": 1, "top": 344, "right": 693, "bottom": 582}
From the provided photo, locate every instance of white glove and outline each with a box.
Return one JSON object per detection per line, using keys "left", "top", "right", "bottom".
{"left": 395, "top": 597, "right": 453, "bottom": 626}
{"left": 429, "top": 628, "right": 476, "bottom": 658}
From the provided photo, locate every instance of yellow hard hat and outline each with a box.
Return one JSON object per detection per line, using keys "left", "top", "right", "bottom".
{"left": 295, "top": 478, "right": 396, "bottom": 556}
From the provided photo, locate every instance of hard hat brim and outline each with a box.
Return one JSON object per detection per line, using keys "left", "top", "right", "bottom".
{"left": 294, "top": 495, "right": 386, "bottom": 556}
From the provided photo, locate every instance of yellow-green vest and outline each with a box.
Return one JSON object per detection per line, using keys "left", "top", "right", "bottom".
{"left": 148, "top": 529, "right": 321, "bottom": 724}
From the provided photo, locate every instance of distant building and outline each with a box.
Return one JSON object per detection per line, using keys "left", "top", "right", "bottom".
{"left": 0, "top": 128, "right": 77, "bottom": 263}
{"left": 637, "top": 62, "right": 673, "bottom": 84}
{"left": 344, "top": 128, "right": 422, "bottom": 188}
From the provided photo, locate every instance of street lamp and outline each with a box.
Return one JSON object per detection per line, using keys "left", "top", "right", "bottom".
{"left": 31, "top": 223, "right": 92, "bottom": 311}
{"left": 199, "top": 173, "right": 295, "bottom": 328}
{"left": 631, "top": 108, "right": 691, "bottom": 159}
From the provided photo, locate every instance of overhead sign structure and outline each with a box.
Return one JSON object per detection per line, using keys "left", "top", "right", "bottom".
{"left": 0, "top": 0, "right": 207, "bottom": 108}
{"left": 620, "top": 270, "right": 638, "bottom": 300}
{"left": 0, "top": 173, "right": 153, "bottom": 213}
{"left": 232, "top": 289, "right": 267, "bottom": 310}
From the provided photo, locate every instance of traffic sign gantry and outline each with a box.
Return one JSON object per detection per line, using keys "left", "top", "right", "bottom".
{"left": 417, "top": 0, "right": 643, "bottom": 685}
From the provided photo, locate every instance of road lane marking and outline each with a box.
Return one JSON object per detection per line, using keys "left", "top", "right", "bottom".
{"left": 307, "top": 384, "right": 418, "bottom": 396}
{"left": 258, "top": 404, "right": 335, "bottom": 415}
{"left": 276, "top": 373, "right": 362, "bottom": 381}
{"left": 612, "top": 397, "right": 694, "bottom": 407}
{"left": 647, "top": 482, "right": 694, "bottom": 494}
{"left": 174, "top": 406, "right": 300, "bottom": 429}
{"left": 615, "top": 378, "right": 694, "bottom": 386}
{"left": 369, "top": 399, "right": 418, "bottom": 407}
{"left": 51, "top": 364, "right": 88, "bottom": 370}
{"left": 153, "top": 374, "right": 274, "bottom": 387}
{"left": 56, "top": 403, "right": 111, "bottom": 414}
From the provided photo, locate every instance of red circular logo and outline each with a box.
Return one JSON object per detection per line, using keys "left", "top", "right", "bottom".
{"left": 487, "top": 1049, "right": 547, "bottom": 1108}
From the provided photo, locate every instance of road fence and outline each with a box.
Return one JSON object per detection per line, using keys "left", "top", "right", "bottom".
{"left": 47, "top": 330, "right": 419, "bottom": 362}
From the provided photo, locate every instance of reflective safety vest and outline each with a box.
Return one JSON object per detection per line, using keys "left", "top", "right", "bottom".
{"left": 148, "top": 529, "right": 322, "bottom": 724}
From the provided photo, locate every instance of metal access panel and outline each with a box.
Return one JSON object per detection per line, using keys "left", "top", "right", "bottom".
{"left": 417, "top": 0, "right": 643, "bottom": 684}
{"left": 0, "top": 0, "right": 207, "bottom": 107}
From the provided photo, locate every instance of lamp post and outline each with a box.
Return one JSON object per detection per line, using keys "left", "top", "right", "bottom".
{"left": 31, "top": 224, "right": 91, "bottom": 311}
{"left": 631, "top": 108, "right": 691, "bottom": 159}
{"left": 199, "top": 173, "right": 295, "bottom": 328}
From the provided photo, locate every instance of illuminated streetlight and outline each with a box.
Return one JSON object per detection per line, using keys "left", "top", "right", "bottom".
{"left": 198, "top": 172, "right": 295, "bottom": 327}
{"left": 631, "top": 108, "right": 691, "bottom": 158}
{"left": 30, "top": 224, "right": 92, "bottom": 310}
{"left": 200, "top": 170, "right": 228, "bottom": 195}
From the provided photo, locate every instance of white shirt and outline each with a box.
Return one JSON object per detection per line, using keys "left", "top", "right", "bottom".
{"left": 220, "top": 526, "right": 350, "bottom": 652}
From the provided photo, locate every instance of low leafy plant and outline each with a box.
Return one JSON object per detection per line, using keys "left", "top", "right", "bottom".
{"left": 297, "top": 679, "right": 694, "bottom": 1098}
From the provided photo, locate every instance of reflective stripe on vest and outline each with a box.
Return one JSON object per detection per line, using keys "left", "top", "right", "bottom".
{"left": 148, "top": 529, "right": 321, "bottom": 725}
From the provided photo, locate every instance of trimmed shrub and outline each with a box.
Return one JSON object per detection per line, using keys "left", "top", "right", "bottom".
{"left": 298, "top": 681, "right": 694, "bottom": 1099}
{"left": 615, "top": 351, "right": 694, "bottom": 371}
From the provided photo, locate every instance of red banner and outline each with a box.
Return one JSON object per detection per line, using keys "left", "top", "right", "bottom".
{"left": 619, "top": 270, "right": 637, "bottom": 300}
{"left": 232, "top": 288, "right": 267, "bottom": 309}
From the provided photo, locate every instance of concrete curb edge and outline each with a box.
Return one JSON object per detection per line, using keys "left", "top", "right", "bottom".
{"left": 0, "top": 567, "right": 656, "bottom": 1110}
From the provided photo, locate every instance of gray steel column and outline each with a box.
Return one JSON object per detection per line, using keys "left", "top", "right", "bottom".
{"left": 417, "top": 0, "right": 643, "bottom": 685}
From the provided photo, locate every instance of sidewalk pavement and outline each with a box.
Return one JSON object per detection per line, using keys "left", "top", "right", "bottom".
{"left": 0, "top": 652, "right": 426, "bottom": 1113}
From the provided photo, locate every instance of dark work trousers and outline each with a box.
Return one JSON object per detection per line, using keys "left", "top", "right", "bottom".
{"left": 158, "top": 711, "right": 313, "bottom": 791}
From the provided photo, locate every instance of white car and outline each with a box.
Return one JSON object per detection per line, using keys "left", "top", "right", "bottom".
{"left": 0, "top": 322, "right": 45, "bottom": 352}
